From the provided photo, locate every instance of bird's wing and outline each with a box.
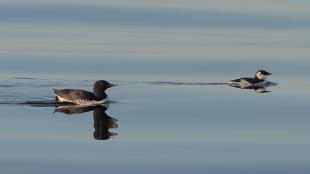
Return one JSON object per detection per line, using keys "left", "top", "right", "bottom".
{"left": 54, "top": 89, "right": 95, "bottom": 101}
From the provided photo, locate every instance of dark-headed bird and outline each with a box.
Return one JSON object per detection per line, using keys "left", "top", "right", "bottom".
{"left": 54, "top": 80, "right": 116, "bottom": 105}
{"left": 228, "top": 70, "right": 272, "bottom": 88}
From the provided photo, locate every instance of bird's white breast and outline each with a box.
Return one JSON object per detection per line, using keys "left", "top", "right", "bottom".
{"left": 57, "top": 96, "right": 108, "bottom": 106}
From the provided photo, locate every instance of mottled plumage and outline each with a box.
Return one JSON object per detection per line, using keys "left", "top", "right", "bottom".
{"left": 54, "top": 80, "right": 115, "bottom": 105}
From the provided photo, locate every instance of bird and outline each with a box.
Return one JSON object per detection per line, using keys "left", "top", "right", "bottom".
{"left": 228, "top": 70, "right": 272, "bottom": 88}
{"left": 54, "top": 80, "right": 116, "bottom": 105}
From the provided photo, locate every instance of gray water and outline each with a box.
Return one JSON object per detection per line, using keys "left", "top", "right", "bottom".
{"left": 0, "top": 1, "right": 310, "bottom": 173}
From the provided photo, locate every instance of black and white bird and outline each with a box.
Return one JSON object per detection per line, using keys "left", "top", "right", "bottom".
{"left": 228, "top": 70, "right": 272, "bottom": 88}
{"left": 54, "top": 80, "right": 116, "bottom": 105}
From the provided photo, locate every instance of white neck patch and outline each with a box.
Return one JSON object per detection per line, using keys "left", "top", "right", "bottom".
{"left": 256, "top": 72, "right": 269, "bottom": 80}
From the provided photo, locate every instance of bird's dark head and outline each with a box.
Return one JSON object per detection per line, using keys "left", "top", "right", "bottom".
{"left": 94, "top": 80, "right": 116, "bottom": 90}
{"left": 255, "top": 70, "right": 272, "bottom": 80}
{"left": 93, "top": 80, "right": 116, "bottom": 99}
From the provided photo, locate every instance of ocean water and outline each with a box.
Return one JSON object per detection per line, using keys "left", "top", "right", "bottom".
{"left": 0, "top": 1, "right": 310, "bottom": 174}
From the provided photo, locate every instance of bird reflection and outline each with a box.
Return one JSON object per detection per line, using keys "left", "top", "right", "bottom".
{"left": 92, "top": 106, "right": 118, "bottom": 140}
{"left": 228, "top": 82, "right": 277, "bottom": 93}
{"left": 55, "top": 104, "right": 118, "bottom": 140}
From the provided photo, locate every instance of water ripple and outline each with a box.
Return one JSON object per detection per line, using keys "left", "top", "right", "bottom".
{"left": 0, "top": 78, "right": 277, "bottom": 106}
{"left": 146, "top": 81, "right": 228, "bottom": 86}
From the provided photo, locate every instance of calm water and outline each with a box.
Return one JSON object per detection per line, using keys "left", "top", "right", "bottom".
{"left": 0, "top": 1, "right": 310, "bottom": 174}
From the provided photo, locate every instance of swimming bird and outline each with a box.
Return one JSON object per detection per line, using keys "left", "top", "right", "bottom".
{"left": 54, "top": 80, "right": 115, "bottom": 105}
{"left": 228, "top": 70, "right": 272, "bottom": 88}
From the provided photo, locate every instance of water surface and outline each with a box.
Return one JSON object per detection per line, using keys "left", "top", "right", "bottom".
{"left": 0, "top": 1, "right": 310, "bottom": 174}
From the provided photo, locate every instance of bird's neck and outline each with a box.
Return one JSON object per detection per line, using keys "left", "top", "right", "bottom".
{"left": 94, "top": 91, "right": 107, "bottom": 100}
{"left": 254, "top": 76, "right": 265, "bottom": 82}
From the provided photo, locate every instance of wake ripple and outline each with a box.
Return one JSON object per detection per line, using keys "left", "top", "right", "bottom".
{"left": 144, "top": 81, "right": 228, "bottom": 86}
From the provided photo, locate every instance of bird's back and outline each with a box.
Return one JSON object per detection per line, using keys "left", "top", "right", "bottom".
{"left": 54, "top": 89, "right": 96, "bottom": 103}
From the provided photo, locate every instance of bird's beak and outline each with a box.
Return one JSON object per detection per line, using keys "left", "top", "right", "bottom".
{"left": 108, "top": 84, "right": 117, "bottom": 88}
{"left": 268, "top": 72, "right": 272, "bottom": 75}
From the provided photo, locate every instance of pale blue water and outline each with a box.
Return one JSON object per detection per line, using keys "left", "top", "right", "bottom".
{"left": 0, "top": 1, "right": 310, "bottom": 174}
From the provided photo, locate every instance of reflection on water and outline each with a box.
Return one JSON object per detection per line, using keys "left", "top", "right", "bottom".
{"left": 228, "top": 82, "right": 277, "bottom": 93}
{"left": 92, "top": 106, "right": 118, "bottom": 140}
{"left": 55, "top": 104, "right": 118, "bottom": 140}
{"left": 145, "top": 80, "right": 278, "bottom": 93}
{"left": 0, "top": 75, "right": 309, "bottom": 174}
{"left": 54, "top": 104, "right": 99, "bottom": 114}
